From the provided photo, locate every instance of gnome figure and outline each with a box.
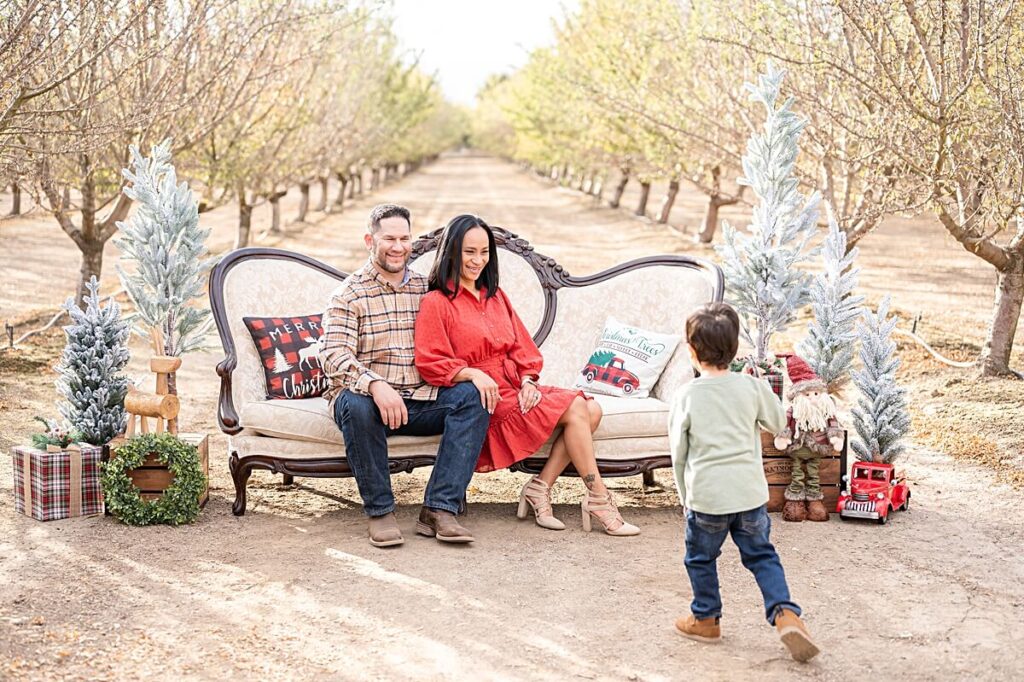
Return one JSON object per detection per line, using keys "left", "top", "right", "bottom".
{"left": 774, "top": 355, "right": 844, "bottom": 522}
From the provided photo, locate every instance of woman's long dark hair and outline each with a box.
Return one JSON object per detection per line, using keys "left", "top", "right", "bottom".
{"left": 428, "top": 214, "right": 499, "bottom": 299}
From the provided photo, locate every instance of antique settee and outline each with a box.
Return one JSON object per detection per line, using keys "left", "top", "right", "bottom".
{"left": 209, "top": 226, "right": 724, "bottom": 515}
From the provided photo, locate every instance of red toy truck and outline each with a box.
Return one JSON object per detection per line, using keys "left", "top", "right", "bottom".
{"left": 580, "top": 356, "right": 640, "bottom": 394}
{"left": 836, "top": 461, "right": 910, "bottom": 525}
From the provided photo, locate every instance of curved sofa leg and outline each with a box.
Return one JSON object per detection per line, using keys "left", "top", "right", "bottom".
{"left": 229, "top": 452, "right": 251, "bottom": 516}
{"left": 282, "top": 474, "right": 294, "bottom": 486}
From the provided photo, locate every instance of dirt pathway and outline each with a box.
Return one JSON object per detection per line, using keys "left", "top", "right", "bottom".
{"left": 2, "top": 153, "right": 1023, "bottom": 681}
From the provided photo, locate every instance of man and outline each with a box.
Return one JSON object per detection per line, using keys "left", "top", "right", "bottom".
{"left": 319, "top": 203, "right": 489, "bottom": 547}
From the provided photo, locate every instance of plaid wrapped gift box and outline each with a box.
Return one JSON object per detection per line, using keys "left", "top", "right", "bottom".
{"left": 11, "top": 444, "right": 104, "bottom": 521}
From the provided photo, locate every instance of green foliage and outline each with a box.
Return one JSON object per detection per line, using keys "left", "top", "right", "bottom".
{"left": 587, "top": 350, "right": 615, "bottom": 367}
{"left": 102, "top": 433, "right": 206, "bottom": 526}
{"left": 30, "top": 417, "right": 79, "bottom": 450}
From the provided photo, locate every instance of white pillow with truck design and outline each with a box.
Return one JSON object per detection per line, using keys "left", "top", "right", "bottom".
{"left": 573, "top": 317, "right": 682, "bottom": 398}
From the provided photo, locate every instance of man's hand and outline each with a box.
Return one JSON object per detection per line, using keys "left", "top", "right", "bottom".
{"left": 369, "top": 380, "right": 408, "bottom": 429}
{"left": 518, "top": 382, "right": 541, "bottom": 414}
{"left": 468, "top": 369, "right": 501, "bottom": 414}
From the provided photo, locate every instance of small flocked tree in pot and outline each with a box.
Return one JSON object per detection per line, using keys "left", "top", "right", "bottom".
{"left": 115, "top": 140, "right": 217, "bottom": 425}
{"left": 716, "top": 62, "right": 820, "bottom": 390}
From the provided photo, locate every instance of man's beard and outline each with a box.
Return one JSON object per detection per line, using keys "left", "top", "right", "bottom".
{"left": 792, "top": 391, "right": 836, "bottom": 434}
{"left": 373, "top": 248, "right": 408, "bottom": 274}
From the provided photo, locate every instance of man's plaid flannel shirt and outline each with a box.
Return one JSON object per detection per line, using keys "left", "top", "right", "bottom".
{"left": 319, "top": 260, "right": 439, "bottom": 406}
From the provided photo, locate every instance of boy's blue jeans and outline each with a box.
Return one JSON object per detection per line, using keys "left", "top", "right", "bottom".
{"left": 685, "top": 504, "right": 801, "bottom": 625}
{"left": 333, "top": 383, "right": 489, "bottom": 517}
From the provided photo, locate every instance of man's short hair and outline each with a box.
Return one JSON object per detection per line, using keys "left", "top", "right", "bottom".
{"left": 686, "top": 302, "right": 740, "bottom": 369}
{"left": 367, "top": 203, "right": 410, "bottom": 234}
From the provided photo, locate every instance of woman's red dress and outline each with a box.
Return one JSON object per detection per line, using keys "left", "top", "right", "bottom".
{"left": 415, "top": 286, "right": 586, "bottom": 472}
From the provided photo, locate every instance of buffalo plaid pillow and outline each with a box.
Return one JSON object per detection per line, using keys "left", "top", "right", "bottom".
{"left": 243, "top": 314, "right": 329, "bottom": 399}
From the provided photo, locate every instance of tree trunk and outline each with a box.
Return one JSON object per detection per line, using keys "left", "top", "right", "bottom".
{"left": 297, "top": 183, "right": 310, "bottom": 222}
{"left": 980, "top": 257, "right": 1024, "bottom": 377}
{"left": 9, "top": 183, "right": 20, "bottom": 215}
{"left": 657, "top": 179, "right": 680, "bottom": 224}
{"left": 355, "top": 171, "right": 363, "bottom": 195}
{"left": 333, "top": 172, "right": 349, "bottom": 210}
{"left": 697, "top": 195, "right": 723, "bottom": 243}
{"left": 268, "top": 190, "right": 286, "bottom": 233}
{"left": 635, "top": 181, "right": 651, "bottom": 217}
{"left": 560, "top": 163, "right": 570, "bottom": 186}
{"left": 575, "top": 173, "right": 586, "bottom": 191}
{"left": 236, "top": 192, "right": 252, "bottom": 249}
{"left": 609, "top": 172, "right": 629, "bottom": 209}
{"left": 591, "top": 175, "right": 605, "bottom": 199}
{"left": 62, "top": 186, "right": 71, "bottom": 209}
{"left": 371, "top": 167, "right": 380, "bottom": 191}
{"left": 347, "top": 173, "right": 356, "bottom": 199}
{"left": 316, "top": 176, "right": 328, "bottom": 211}
{"left": 77, "top": 245, "right": 104, "bottom": 308}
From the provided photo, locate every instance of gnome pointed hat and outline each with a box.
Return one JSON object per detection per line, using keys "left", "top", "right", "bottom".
{"left": 783, "top": 354, "right": 828, "bottom": 401}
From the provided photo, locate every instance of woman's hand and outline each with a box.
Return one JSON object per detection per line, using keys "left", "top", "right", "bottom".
{"left": 518, "top": 382, "right": 541, "bottom": 414}
{"left": 468, "top": 369, "right": 501, "bottom": 414}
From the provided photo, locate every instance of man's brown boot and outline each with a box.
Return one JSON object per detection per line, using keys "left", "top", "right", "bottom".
{"left": 367, "top": 512, "right": 403, "bottom": 548}
{"left": 775, "top": 609, "right": 820, "bottom": 662}
{"left": 783, "top": 499, "right": 807, "bottom": 522}
{"left": 416, "top": 507, "right": 474, "bottom": 543}
{"left": 674, "top": 614, "right": 721, "bottom": 643}
{"left": 806, "top": 499, "right": 829, "bottom": 522}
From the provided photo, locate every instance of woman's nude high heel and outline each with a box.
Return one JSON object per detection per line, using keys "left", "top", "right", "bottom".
{"left": 581, "top": 489, "right": 640, "bottom": 536}
{"left": 517, "top": 477, "right": 566, "bottom": 530}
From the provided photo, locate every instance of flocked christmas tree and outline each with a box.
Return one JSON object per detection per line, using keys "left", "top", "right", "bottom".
{"left": 850, "top": 296, "right": 910, "bottom": 463}
{"left": 799, "top": 211, "right": 864, "bottom": 391}
{"left": 115, "top": 140, "right": 216, "bottom": 396}
{"left": 716, "top": 63, "right": 820, "bottom": 364}
{"left": 55, "top": 277, "right": 131, "bottom": 445}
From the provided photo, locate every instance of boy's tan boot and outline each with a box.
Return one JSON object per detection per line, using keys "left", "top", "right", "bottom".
{"left": 674, "top": 614, "right": 721, "bottom": 643}
{"left": 774, "top": 609, "right": 820, "bottom": 662}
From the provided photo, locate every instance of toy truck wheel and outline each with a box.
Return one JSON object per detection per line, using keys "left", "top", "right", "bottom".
{"left": 623, "top": 383, "right": 634, "bottom": 394}
{"left": 900, "top": 490, "right": 911, "bottom": 512}
{"left": 877, "top": 508, "right": 889, "bottom": 525}
{"left": 584, "top": 371, "right": 595, "bottom": 383}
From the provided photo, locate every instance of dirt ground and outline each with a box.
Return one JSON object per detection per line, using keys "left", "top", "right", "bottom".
{"left": 1, "top": 153, "right": 1023, "bottom": 681}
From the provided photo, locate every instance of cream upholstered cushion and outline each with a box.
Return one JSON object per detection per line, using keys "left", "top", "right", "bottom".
{"left": 410, "top": 249, "right": 546, "bottom": 337}
{"left": 238, "top": 393, "right": 668, "bottom": 449}
{"left": 538, "top": 264, "right": 715, "bottom": 402}
{"left": 229, "top": 434, "right": 440, "bottom": 460}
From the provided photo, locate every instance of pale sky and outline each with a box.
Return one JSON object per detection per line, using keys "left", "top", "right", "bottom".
{"left": 390, "top": 0, "right": 578, "bottom": 106}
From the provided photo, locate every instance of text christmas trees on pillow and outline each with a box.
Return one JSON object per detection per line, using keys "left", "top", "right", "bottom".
{"left": 574, "top": 317, "right": 682, "bottom": 398}
{"left": 244, "top": 314, "right": 329, "bottom": 399}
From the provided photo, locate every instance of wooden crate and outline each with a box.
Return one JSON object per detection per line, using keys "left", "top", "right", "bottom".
{"left": 120, "top": 433, "right": 209, "bottom": 507}
{"left": 761, "top": 431, "right": 846, "bottom": 513}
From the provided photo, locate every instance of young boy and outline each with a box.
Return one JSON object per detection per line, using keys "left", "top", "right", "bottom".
{"left": 668, "top": 302, "right": 819, "bottom": 662}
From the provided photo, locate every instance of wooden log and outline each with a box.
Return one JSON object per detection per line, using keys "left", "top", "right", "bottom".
{"left": 125, "top": 389, "right": 179, "bottom": 420}
{"left": 150, "top": 356, "right": 181, "bottom": 374}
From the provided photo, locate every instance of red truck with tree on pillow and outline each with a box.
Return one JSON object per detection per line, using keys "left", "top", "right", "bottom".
{"left": 580, "top": 350, "right": 640, "bottom": 394}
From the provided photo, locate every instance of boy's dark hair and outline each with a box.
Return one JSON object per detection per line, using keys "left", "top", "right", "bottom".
{"left": 686, "top": 302, "right": 740, "bottom": 369}
{"left": 368, "top": 203, "right": 411, "bottom": 234}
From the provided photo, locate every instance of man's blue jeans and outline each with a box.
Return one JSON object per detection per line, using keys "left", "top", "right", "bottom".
{"left": 684, "top": 504, "right": 801, "bottom": 625}
{"left": 333, "top": 383, "right": 489, "bottom": 517}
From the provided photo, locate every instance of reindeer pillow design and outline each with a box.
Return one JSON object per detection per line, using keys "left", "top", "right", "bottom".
{"left": 243, "top": 314, "right": 329, "bottom": 399}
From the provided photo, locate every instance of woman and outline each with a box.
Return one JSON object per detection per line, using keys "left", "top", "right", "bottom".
{"left": 414, "top": 214, "right": 639, "bottom": 536}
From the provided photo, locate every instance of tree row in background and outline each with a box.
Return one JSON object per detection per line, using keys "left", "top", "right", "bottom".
{"left": 0, "top": 0, "right": 464, "bottom": 304}
{"left": 472, "top": 0, "right": 1023, "bottom": 377}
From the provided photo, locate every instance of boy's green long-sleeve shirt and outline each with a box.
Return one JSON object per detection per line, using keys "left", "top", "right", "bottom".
{"left": 668, "top": 372, "right": 786, "bottom": 515}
